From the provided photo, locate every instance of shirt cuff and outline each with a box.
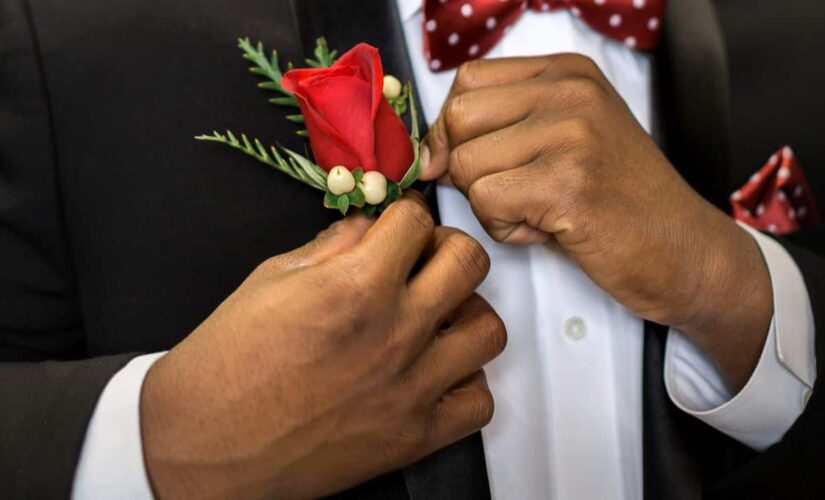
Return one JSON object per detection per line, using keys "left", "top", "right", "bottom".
{"left": 664, "top": 223, "right": 816, "bottom": 451}
{"left": 72, "top": 352, "right": 166, "bottom": 500}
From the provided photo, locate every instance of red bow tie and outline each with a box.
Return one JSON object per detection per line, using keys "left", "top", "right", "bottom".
{"left": 423, "top": 0, "right": 667, "bottom": 71}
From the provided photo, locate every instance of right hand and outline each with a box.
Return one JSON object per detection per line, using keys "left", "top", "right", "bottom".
{"left": 139, "top": 194, "right": 506, "bottom": 499}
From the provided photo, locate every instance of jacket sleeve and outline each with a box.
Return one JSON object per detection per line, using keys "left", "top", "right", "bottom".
{"left": 0, "top": 2, "right": 137, "bottom": 497}
{"left": 708, "top": 227, "right": 825, "bottom": 499}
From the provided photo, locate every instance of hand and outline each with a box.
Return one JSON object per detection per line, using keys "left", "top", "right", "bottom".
{"left": 421, "top": 55, "right": 772, "bottom": 390}
{"left": 140, "top": 194, "right": 505, "bottom": 499}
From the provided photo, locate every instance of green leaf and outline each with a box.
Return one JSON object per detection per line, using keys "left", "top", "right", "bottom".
{"left": 337, "top": 194, "right": 350, "bottom": 215}
{"left": 286, "top": 114, "right": 305, "bottom": 123}
{"left": 348, "top": 187, "right": 366, "bottom": 208}
{"left": 408, "top": 84, "right": 420, "bottom": 142}
{"left": 398, "top": 138, "right": 421, "bottom": 190}
{"left": 324, "top": 191, "right": 339, "bottom": 209}
{"left": 362, "top": 204, "right": 378, "bottom": 218}
{"left": 296, "top": 130, "right": 309, "bottom": 138}
{"left": 352, "top": 167, "right": 364, "bottom": 186}
{"left": 386, "top": 180, "right": 402, "bottom": 203}
{"left": 388, "top": 83, "right": 411, "bottom": 117}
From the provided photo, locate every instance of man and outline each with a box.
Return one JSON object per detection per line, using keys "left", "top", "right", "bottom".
{"left": 1, "top": 1, "right": 823, "bottom": 499}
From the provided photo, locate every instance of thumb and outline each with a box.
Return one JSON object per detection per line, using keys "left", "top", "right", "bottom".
{"left": 419, "top": 115, "right": 452, "bottom": 183}
{"left": 273, "top": 215, "right": 376, "bottom": 273}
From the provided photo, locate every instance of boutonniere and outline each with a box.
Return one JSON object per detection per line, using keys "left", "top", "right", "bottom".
{"left": 197, "top": 38, "right": 421, "bottom": 216}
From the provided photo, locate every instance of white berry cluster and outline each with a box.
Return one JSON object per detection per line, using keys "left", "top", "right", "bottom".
{"left": 327, "top": 166, "right": 388, "bottom": 205}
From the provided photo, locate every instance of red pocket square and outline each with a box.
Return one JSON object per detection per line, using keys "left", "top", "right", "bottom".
{"left": 730, "top": 146, "right": 820, "bottom": 235}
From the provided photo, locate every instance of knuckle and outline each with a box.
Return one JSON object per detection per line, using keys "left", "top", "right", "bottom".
{"left": 563, "top": 162, "right": 593, "bottom": 199}
{"left": 470, "top": 388, "right": 495, "bottom": 427}
{"left": 254, "top": 255, "right": 285, "bottom": 278}
{"left": 566, "top": 77, "right": 605, "bottom": 108}
{"left": 564, "top": 117, "right": 597, "bottom": 147}
{"left": 444, "top": 95, "right": 467, "bottom": 132}
{"left": 448, "top": 145, "right": 475, "bottom": 189}
{"left": 479, "top": 309, "right": 508, "bottom": 356}
{"left": 560, "top": 53, "right": 601, "bottom": 78}
{"left": 337, "top": 255, "right": 384, "bottom": 301}
{"left": 467, "top": 176, "right": 495, "bottom": 213}
{"left": 455, "top": 59, "right": 483, "bottom": 90}
{"left": 394, "top": 198, "right": 435, "bottom": 234}
{"left": 443, "top": 232, "right": 491, "bottom": 279}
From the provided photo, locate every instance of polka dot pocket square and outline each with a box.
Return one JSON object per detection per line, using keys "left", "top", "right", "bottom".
{"left": 731, "top": 146, "right": 820, "bottom": 236}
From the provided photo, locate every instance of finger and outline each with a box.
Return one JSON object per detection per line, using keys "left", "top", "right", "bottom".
{"left": 354, "top": 191, "right": 435, "bottom": 282}
{"left": 427, "top": 371, "right": 494, "bottom": 451}
{"left": 449, "top": 82, "right": 551, "bottom": 146}
{"left": 448, "top": 57, "right": 560, "bottom": 95}
{"left": 420, "top": 81, "right": 537, "bottom": 183}
{"left": 414, "top": 294, "right": 506, "bottom": 398}
{"left": 422, "top": 54, "right": 608, "bottom": 182}
{"left": 467, "top": 163, "right": 569, "bottom": 245}
{"left": 421, "top": 58, "right": 555, "bottom": 183}
{"left": 263, "top": 215, "right": 375, "bottom": 275}
{"left": 447, "top": 115, "right": 589, "bottom": 197}
{"left": 444, "top": 53, "right": 606, "bottom": 94}
{"left": 406, "top": 227, "right": 490, "bottom": 330}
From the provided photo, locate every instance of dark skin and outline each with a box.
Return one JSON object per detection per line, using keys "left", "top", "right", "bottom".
{"left": 140, "top": 194, "right": 507, "bottom": 499}
{"left": 420, "top": 54, "right": 773, "bottom": 392}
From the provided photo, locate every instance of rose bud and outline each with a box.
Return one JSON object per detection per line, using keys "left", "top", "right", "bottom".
{"left": 382, "top": 75, "right": 402, "bottom": 100}
{"left": 327, "top": 166, "right": 356, "bottom": 195}
{"left": 360, "top": 171, "right": 388, "bottom": 205}
{"left": 282, "top": 44, "right": 414, "bottom": 183}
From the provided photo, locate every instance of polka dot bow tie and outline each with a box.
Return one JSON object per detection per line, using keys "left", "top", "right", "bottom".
{"left": 731, "top": 146, "right": 820, "bottom": 236}
{"left": 423, "top": 0, "right": 667, "bottom": 71}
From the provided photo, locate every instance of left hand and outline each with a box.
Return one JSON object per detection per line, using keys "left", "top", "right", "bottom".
{"left": 421, "top": 54, "right": 772, "bottom": 390}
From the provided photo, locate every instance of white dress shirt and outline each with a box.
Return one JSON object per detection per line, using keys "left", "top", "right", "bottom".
{"left": 72, "top": 3, "right": 817, "bottom": 499}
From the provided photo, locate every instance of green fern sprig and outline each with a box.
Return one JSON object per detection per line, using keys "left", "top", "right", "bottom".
{"left": 194, "top": 130, "right": 327, "bottom": 191}
{"left": 238, "top": 38, "right": 299, "bottom": 108}
{"left": 305, "top": 37, "right": 338, "bottom": 68}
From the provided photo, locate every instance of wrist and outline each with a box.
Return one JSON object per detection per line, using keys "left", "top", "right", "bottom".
{"left": 675, "top": 210, "right": 773, "bottom": 390}
{"left": 140, "top": 355, "right": 209, "bottom": 499}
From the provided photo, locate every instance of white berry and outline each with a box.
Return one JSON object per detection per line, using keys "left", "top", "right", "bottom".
{"left": 327, "top": 166, "right": 356, "bottom": 195}
{"left": 360, "top": 171, "right": 388, "bottom": 205}
{"left": 382, "top": 75, "right": 403, "bottom": 100}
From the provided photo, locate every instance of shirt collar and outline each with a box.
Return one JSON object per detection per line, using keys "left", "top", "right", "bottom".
{"left": 397, "top": 0, "right": 423, "bottom": 22}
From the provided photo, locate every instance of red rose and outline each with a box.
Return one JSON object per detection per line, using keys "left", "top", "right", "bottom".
{"left": 281, "top": 44, "right": 414, "bottom": 183}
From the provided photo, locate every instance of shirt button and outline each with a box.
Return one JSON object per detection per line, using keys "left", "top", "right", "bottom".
{"left": 563, "top": 316, "right": 587, "bottom": 341}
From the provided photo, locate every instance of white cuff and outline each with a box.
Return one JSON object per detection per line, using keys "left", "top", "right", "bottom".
{"left": 664, "top": 224, "right": 816, "bottom": 451}
{"left": 72, "top": 352, "right": 166, "bottom": 500}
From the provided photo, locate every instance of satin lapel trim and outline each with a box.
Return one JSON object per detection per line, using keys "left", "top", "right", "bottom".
{"left": 652, "top": 0, "right": 732, "bottom": 210}
{"left": 290, "top": 2, "right": 489, "bottom": 499}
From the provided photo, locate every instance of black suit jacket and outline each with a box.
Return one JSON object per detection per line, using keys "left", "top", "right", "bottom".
{"left": 0, "top": 0, "right": 823, "bottom": 498}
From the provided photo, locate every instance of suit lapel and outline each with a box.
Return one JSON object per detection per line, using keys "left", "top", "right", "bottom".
{"left": 653, "top": 0, "right": 732, "bottom": 210}
{"left": 644, "top": 1, "right": 734, "bottom": 497}
{"left": 290, "top": 1, "right": 485, "bottom": 499}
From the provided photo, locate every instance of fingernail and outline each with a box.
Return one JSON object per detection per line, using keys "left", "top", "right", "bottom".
{"left": 420, "top": 143, "right": 431, "bottom": 176}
